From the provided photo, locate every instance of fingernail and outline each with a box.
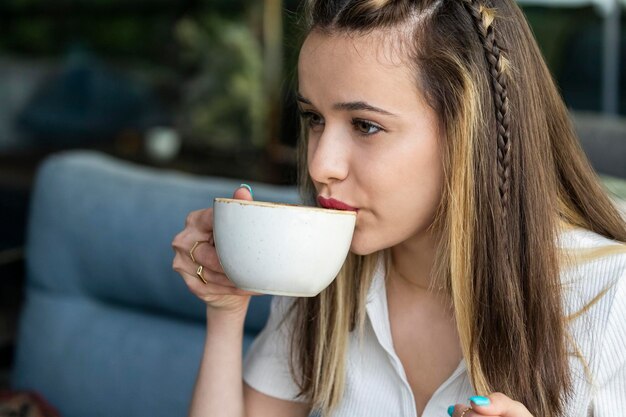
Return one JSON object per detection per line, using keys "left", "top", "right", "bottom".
{"left": 447, "top": 405, "right": 455, "bottom": 416}
{"left": 469, "top": 395, "right": 490, "bottom": 406}
{"left": 239, "top": 183, "right": 254, "bottom": 199}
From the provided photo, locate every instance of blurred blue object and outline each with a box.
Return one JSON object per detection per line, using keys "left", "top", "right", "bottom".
{"left": 11, "top": 151, "right": 300, "bottom": 417}
{"left": 16, "top": 45, "right": 168, "bottom": 146}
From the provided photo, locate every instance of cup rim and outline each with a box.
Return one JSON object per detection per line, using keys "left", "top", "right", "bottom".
{"left": 214, "top": 197, "right": 357, "bottom": 216}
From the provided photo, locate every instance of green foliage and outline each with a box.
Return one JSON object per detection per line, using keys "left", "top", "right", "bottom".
{"left": 175, "top": 14, "right": 266, "bottom": 150}
{"left": 10, "top": 19, "right": 54, "bottom": 52}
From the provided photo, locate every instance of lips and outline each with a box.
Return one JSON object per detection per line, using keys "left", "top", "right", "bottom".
{"left": 317, "top": 196, "right": 359, "bottom": 212}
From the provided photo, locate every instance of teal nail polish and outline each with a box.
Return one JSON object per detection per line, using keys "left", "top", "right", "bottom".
{"left": 239, "top": 183, "right": 254, "bottom": 199}
{"left": 447, "top": 405, "right": 455, "bottom": 416}
{"left": 469, "top": 395, "right": 490, "bottom": 406}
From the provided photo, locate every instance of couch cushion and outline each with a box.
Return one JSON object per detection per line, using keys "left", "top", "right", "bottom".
{"left": 12, "top": 287, "right": 257, "bottom": 417}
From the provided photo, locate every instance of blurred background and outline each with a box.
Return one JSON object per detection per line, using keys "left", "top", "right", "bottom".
{"left": 0, "top": 0, "right": 625, "bottom": 407}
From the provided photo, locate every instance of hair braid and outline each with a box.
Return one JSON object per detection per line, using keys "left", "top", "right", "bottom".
{"left": 462, "top": 0, "right": 512, "bottom": 214}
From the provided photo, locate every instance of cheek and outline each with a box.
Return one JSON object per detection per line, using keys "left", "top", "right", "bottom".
{"left": 350, "top": 144, "right": 444, "bottom": 251}
{"left": 396, "top": 155, "right": 444, "bottom": 223}
{"left": 306, "top": 136, "right": 320, "bottom": 178}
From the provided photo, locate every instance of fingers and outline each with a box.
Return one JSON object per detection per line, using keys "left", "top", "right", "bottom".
{"left": 172, "top": 244, "right": 230, "bottom": 285}
{"left": 171, "top": 232, "right": 222, "bottom": 273}
{"left": 448, "top": 405, "right": 474, "bottom": 417}
{"left": 172, "top": 184, "right": 260, "bottom": 306}
{"left": 233, "top": 183, "right": 254, "bottom": 201}
{"left": 448, "top": 394, "right": 532, "bottom": 417}
{"left": 188, "top": 235, "right": 224, "bottom": 275}
{"left": 184, "top": 208, "right": 214, "bottom": 232}
{"left": 177, "top": 268, "right": 258, "bottom": 298}
{"left": 470, "top": 393, "right": 531, "bottom": 417}
{"left": 172, "top": 210, "right": 223, "bottom": 275}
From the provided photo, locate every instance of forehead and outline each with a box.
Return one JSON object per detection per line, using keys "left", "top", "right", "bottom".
{"left": 300, "top": 28, "right": 412, "bottom": 66}
{"left": 297, "top": 29, "right": 420, "bottom": 100}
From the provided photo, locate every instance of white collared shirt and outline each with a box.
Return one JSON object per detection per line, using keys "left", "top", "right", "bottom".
{"left": 243, "top": 227, "right": 626, "bottom": 416}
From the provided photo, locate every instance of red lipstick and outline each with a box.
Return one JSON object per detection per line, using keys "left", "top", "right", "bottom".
{"left": 317, "top": 196, "right": 359, "bottom": 212}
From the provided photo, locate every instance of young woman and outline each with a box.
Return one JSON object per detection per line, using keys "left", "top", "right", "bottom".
{"left": 171, "top": 0, "right": 626, "bottom": 416}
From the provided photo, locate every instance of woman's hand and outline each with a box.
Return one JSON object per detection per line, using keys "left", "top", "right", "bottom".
{"left": 172, "top": 185, "right": 260, "bottom": 315}
{"left": 448, "top": 393, "right": 534, "bottom": 417}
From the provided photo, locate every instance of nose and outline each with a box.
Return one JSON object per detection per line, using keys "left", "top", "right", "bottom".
{"left": 307, "top": 126, "right": 350, "bottom": 186}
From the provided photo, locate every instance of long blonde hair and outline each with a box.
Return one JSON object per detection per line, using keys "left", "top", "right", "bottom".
{"left": 288, "top": 1, "right": 626, "bottom": 416}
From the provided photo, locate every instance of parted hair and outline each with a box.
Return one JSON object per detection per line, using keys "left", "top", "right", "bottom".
{"left": 290, "top": 1, "right": 626, "bottom": 416}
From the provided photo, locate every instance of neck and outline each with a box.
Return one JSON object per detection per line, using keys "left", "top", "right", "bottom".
{"left": 389, "top": 228, "right": 441, "bottom": 294}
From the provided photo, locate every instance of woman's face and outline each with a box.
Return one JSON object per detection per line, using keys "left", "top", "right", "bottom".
{"left": 298, "top": 30, "right": 444, "bottom": 256}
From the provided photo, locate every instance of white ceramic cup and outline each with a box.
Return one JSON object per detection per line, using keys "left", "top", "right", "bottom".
{"left": 213, "top": 198, "right": 357, "bottom": 297}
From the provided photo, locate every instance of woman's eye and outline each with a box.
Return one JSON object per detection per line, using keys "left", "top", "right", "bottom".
{"left": 299, "top": 111, "right": 324, "bottom": 129}
{"left": 352, "top": 119, "right": 383, "bottom": 135}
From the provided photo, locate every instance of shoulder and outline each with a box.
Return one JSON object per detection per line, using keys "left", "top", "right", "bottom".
{"left": 558, "top": 227, "right": 626, "bottom": 303}
{"left": 558, "top": 228, "right": 626, "bottom": 385}
{"left": 268, "top": 295, "right": 298, "bottom": 332}
{"left": 557, "top": 227, "right": 626, "bottom": 335}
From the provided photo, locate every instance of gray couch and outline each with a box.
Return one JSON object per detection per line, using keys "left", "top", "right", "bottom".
{"left": 10, "top": 151, "right": 300, "bottom": 417}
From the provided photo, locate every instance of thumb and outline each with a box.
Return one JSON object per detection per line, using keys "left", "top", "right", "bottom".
{"left": 233, "top": 183, "right": 254, "bottom": 201}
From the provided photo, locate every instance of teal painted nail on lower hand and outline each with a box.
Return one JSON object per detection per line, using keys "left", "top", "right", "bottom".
{"left": 447, "top": 405, "right": 455, "bottom": 416}
{"left": 469, "top": 395, "right": 491, "bottom": 406}
{"left": 239, "top": 183, "right": 254, "bottom": 199}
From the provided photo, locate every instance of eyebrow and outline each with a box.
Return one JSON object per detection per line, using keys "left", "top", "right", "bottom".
{"left": 296, "top": 93, "right": 397, "bottom": 117}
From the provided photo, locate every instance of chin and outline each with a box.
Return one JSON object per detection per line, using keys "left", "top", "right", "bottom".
{"left": 349, "top": 248, "right": 369, "bottom": 256}
{"left": 349, "top": 237, "right": 379, "bottom": 256}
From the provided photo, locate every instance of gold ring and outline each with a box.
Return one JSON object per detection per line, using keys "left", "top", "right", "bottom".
{"left": 189, "top": 240, "right": 210, "bottom": 263}
{"left": 460, "top": 407, "right": 472, "bottom": 417}
{"left": 196, "top": 265, "right": 208, "bottom": 284}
